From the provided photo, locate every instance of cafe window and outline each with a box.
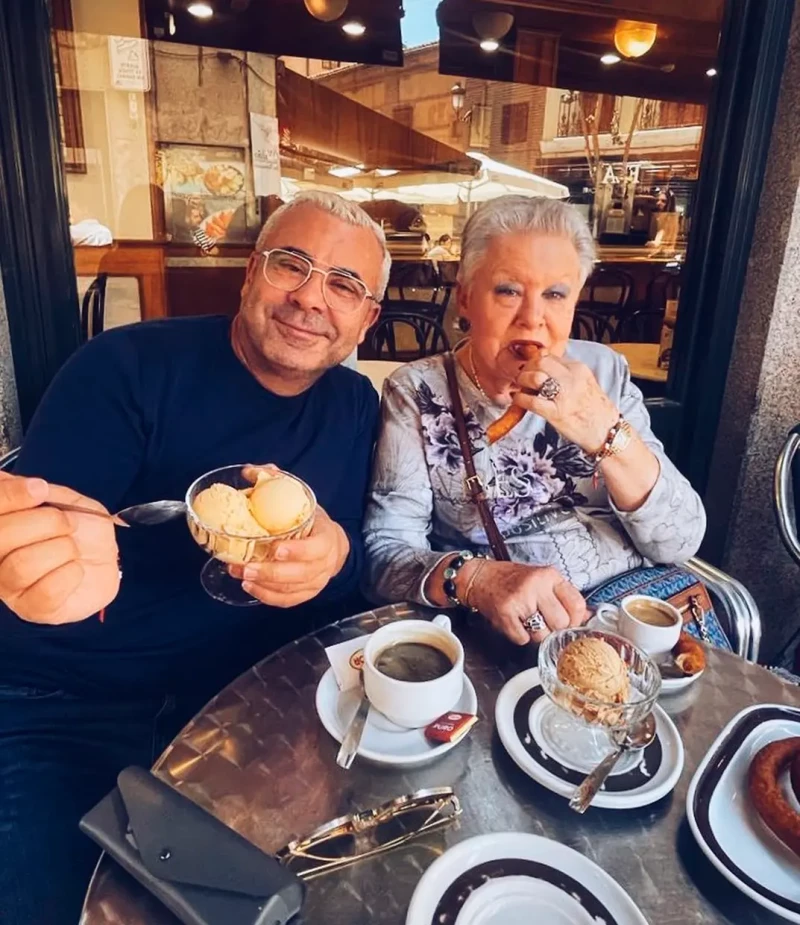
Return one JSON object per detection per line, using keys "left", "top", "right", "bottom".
{"left": 501, "top": 101, "right": 529, "bottom": 145}
{"left": 48, "top": 0, "right": 722, "bottom": 400}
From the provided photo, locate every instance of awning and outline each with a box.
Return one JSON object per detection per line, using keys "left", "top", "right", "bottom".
{"left": 301, "top": 153, "right": 569, "bottom": 205}
{"left": 276, "top": 65, "right": 478, "bottom": 176}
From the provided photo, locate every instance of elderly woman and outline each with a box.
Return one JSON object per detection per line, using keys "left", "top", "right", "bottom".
{"left": 363, "top": 195, "right": 705, "bottom": 645}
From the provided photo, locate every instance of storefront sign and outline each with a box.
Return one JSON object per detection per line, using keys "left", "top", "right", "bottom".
{"left": 250, "top": 112, "right": 281, "bottom": 198}
{"left": 108, "top": 37, "right": 151, "bottom": 92}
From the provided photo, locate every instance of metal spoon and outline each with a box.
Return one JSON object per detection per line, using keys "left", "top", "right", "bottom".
{"left": 45, "top": 499, "right": 187, "bottom": 528}
{"left": 336, "top": 678, "right": 371, "bottom": 770}
{"left": 569, "top": 713, "right": 657, "bottom": 814}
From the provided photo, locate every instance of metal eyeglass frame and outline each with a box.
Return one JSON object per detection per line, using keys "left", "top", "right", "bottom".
{"left": 259, "top": 247, "right": 378, "bottom": 312}
{"left": 276, "top": 787, "right": 461, "bottom": 880}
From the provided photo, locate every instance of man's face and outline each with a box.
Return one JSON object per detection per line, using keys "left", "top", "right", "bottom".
{"left": 237, "top": 205, "right": 382, "bottom": 377}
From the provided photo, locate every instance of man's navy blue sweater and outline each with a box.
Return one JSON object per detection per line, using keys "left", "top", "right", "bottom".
{"left": 2, "top": 316, "right": 378, "bottom": 699}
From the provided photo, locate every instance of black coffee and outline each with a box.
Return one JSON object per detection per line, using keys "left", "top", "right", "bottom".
{"left": 374, "top": 641, "right": 453, "bottom": 683}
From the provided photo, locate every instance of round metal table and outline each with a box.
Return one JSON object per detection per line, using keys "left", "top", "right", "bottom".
{"left": 82, "top": 603, "right": 800, "bottom": 925}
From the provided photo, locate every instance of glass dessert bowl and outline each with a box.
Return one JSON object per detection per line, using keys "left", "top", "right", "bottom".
{"left": 537, "top": 627, "right": 661, "bottom": 771}
{"left": 186, "top": 464, "right": 316, "bottom": 606}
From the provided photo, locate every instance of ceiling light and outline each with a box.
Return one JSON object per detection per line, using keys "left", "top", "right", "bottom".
{"left": 480, "top": 39, "right": 500, "bottom": 52}
{"left": 328, "top": 165, "right": 363, "bottom": 178}
{"left": 706, "top": 67, "right": 718, "bottom": 77}
{"left": 375, "top": 168, "right": 398, "bottom": 177}
{"left": 472, "top": 11, "right": 514, "bottom": 42}
{"left": 613, "top": 19, "right": 658, "bottom": 58}
{"left": 342, "top": 20, "right": 365, "bottom": 37}
{"left": 600, "top": 53, "right": 621, "bottom": 65}
{"left": 304, "top": 0, "right": 348, "bottom": 21}
{"left": 187, "top": 2, "right": 214, "bottom": 18}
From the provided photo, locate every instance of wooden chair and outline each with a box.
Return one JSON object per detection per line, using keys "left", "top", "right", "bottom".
{"left": 571, "top": 309, "right": 614, "bottom": 343}
{"left": 364, "top": 311, "right": 450, "bottom": 361}
{"left": 79, "top": 273, "right": 108, "bottom": 343}
{"left": 613, "top": 307, "right": 665, "bottom": 343}
{"left": 578, "top": 267, "right": 634, "bottom": 333}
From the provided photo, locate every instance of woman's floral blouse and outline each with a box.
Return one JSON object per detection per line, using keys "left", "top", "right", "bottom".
{"left": 364, "top": 340, "right": 706, "bottom": 606}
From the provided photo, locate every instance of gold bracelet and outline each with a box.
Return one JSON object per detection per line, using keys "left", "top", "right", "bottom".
{"left": 462, "top": 558, "right": 489, "bottom": 612}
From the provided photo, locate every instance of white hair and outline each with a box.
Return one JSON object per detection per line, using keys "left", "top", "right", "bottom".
{"left": 458, "top": 195, "right": 596, "bottom": 288}
{"left": 256, "top": 190, "right": 392, "bottom": 301}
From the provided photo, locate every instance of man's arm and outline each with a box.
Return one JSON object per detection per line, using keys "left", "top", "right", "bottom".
{"left": 1, "top": 330, "right": 147, "bottom": 623}
{"left": 238, "top": 376, "right": 379, "bottom": 607}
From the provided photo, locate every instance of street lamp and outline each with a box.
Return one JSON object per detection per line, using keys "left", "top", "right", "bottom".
{"left": 451, "top": 82, "right": 467, "bottom": 117}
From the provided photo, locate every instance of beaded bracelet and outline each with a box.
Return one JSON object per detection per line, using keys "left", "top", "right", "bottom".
{"left": 442, "top": 550, "right": 477, "bottom": 610}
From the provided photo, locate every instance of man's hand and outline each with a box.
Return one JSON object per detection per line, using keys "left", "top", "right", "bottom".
{"left": 0, "top": 473, "right": 120, "bottom": 624}
{"left": 230, "top": 506, "right": 349, "bottom": 608}
{"left": 467, "top": 561, "right": 587, "bottom": 645}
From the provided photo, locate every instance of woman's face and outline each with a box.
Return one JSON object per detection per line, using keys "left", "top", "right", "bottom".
{"left": 459, "top": 231, "right": 583, "bottom": 382}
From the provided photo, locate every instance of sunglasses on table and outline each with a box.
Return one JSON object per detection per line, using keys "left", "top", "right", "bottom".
{"left": 259, "top": 248, "right": 379, "bottom": 313}
{"left": 276, "top": 787, "right": 461, "bottom": 880}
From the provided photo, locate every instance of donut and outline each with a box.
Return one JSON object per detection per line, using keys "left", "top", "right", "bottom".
{"left": 747, "top": 737, "right": 800, "bottom": 857}
{"left": 791, "top": 750, "right": 800, "bottom": 804}
{"left": 486, "top": 343, "right": 542, "bottom": 445}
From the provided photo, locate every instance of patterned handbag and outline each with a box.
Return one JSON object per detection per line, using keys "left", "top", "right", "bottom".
{"left": 585, "top": 564, "right": 733, "bottom": 652}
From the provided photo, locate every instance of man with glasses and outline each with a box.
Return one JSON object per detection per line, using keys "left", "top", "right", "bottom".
{"left": 0, "top": 191, "right": 388, "bottom": 925}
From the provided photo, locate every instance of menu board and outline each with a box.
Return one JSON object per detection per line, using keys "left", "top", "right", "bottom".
{"left": 158, "top": 144, "right": 249, "bottom": 245}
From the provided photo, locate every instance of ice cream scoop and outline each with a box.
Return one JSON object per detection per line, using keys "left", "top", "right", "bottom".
{"left": 249, "top": 472, "right": 313, "bottom": 534}
{"left": 192, "top": 483, "right": 268, "bottom": 537}
{"left": 557, "top": 637, "right": 630, "bottom": 704}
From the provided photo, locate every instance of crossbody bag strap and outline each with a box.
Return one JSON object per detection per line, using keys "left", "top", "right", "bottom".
{"left": 443, "top": 351, "right": 511, "bottom": 562}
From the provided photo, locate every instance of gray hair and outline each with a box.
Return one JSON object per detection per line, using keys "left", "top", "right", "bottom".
{"left": 458, "top": 195, "right": 596, "bottom": 288}
{"left": 256, "top": 190, "right": 391, "bottom": 301}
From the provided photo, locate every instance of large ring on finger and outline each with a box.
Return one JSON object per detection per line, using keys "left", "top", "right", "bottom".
{"left": 521, "top": 612, "right": 546, "bottom": 634}
{"left": 534, "top": 376, "right": 561, "bottom": 401}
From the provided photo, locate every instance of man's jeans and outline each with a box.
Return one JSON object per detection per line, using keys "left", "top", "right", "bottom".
{"left": 0, "top": 684, "right": 196, "bottom": 925}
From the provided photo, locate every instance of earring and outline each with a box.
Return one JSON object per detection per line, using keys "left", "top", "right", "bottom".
{"left": 457, "top": 316, "right": 471, "bottom": 333}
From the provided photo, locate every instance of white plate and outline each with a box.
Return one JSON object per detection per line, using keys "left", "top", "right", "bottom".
{"left": 495, "top": 668, "right": 684, "bottom": 809}
{"left": 686, "top": 703, "right": 800, "bottom": 923}
{"left": 315, "top": 667, "right": 477, "bottom": 768}
{"left": 405, "top": 832, "right": 649, "bottom": 925}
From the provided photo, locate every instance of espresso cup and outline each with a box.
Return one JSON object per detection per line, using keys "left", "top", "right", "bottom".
{"left": 594, "top": 594, "right": 682, "bottom": 661}
{"left": 362, "top": 615, "right": 465, "bottom": 729}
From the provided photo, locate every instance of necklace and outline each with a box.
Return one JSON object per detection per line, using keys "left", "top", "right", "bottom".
{"left": 467, "top": 344, "right": 491, "bottom": 401}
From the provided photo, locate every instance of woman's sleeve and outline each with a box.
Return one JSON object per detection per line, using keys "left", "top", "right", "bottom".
{"left": 610, "top": 357, "right": 706, "bottom": 563}
{"left": 363, "top": 377, "right": 449, "bottom": 605}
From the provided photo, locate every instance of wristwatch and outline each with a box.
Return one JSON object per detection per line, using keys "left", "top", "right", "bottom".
{"left": 592, "top": 415, "right": 633, "bottom": 465}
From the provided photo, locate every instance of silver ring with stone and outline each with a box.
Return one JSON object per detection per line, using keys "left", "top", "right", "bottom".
{"left": 534, "top": 376, "right": 561, "bottom": 401}
{"left": 521, "top": 612, "right": 546, "bottom": 634}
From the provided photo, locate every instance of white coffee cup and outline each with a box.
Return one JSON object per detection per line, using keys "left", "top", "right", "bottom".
{"left": 362, "top": 615, "right": 464, "bottom": 729}
{"left": 594, "top": 594, "right": 682, "bottom": 661}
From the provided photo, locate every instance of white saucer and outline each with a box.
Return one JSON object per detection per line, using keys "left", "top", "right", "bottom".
{"left": 405, "top": 832, "right": 649, "bottom": 925}
{"left": 315, "top": 667, "right": 478, "bottom": 768}
{"left": 687, "top": 703, "right": 800, "bottom": 923}
{"left": 495, "top": 668, "right": 684, "bottom": 809}
{"left": 660, "top": 667, "right": 704, "bottom": 695}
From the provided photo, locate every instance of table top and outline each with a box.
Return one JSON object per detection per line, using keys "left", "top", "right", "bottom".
{"left": 82, "top": 604, "right": 800, "bottom": 925}
{"left": 611, "top": 342, "right": 668, "bottom": 383}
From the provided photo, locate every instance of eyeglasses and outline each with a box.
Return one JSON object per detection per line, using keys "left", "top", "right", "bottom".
{"left": 276, "top": 787, "right": 461, "bottom": 880}
{"left": 260, "top": 248, "right": 377, "bottom": 313}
